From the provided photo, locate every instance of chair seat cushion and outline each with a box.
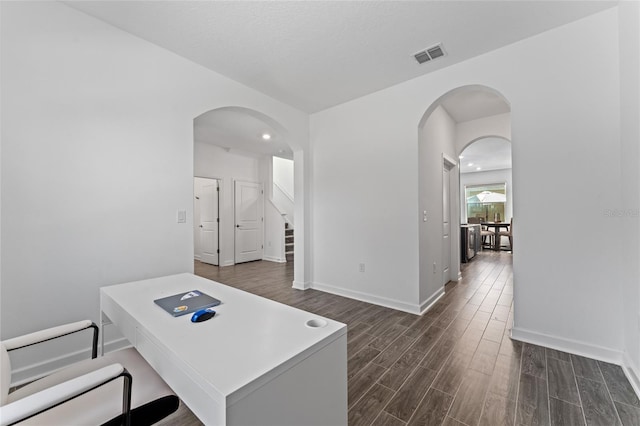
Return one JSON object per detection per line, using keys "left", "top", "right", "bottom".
{"left": 8, "top": 347, "right": 178, "bottom": 425}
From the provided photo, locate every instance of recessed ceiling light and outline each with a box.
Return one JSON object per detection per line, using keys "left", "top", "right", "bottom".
{"left": 476, "top": 167, "right": 482, "bottom": 171}
{"left": 262, "top": 133, "right": 271, "bottom": 140}
{"left": 468, "top": 163, "right": 473, "bottom": 167}
{"left": 459, "top": 155, "right": 464, "bottom": 159}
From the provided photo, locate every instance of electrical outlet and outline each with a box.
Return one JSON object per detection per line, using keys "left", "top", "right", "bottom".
{"left": 359, "top": 263, "right": 365, "bottom": 273}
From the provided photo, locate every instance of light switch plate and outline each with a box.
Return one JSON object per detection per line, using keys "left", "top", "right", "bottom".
{"left": 177, "top": 209, "right": 187, "bottom": 223}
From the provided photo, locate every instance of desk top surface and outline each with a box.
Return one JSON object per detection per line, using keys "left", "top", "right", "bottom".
{"left": 101, "top": 273, "right": 346, "bottom": 400}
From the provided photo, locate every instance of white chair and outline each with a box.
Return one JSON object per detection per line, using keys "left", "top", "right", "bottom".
{"left": 0, "top": 320, "right": 179, "bottom": 426}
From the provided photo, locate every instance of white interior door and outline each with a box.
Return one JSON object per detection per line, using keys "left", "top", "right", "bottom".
{"left": 195, "top": 178, "right": 219, "bottom": 265}
{"left": 234, "top": 181, "right": 264, "bottom": 263}
{"left": 443, "top": 164, "right": 452, "bottom": 285}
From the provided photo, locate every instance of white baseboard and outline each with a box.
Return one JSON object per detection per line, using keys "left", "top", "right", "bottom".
{"left": 292, "top": 280, "right": 311, "bottom": 290}
{"left": 10, "top": 337, "right": 130, "bottom": 387}
{"left": 419, "top": 288, "right": 445, "bottom": 315}
{"left": 311, "top": 281, "right": 422, "bottom": 314}
{"left": 221, "top": 260, "right": 235, "bottom": 267}
{"left": 511, "top": 326, "right": 623, "bottom": 364}
{"left": 623, "top": 352, "right": 640, "bottom": 400}
{"left": 511, "top": 327, "right": 640, "bottom": 401}
{"left": 263, "top": 256, "right": 286, "bottom": 263}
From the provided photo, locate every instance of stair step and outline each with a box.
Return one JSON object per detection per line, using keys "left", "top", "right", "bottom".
{"left": 284, "top": 225, "right": 294, "bottom": 262}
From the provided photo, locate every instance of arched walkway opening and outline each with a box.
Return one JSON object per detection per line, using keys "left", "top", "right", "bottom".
{"left": 192, "top": 106, "right": 303, "bottom": 284}
{"left": 417, "top": 85, "right": 512, "bottom": 313}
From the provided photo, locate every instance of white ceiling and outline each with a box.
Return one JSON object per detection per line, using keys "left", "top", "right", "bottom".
{"left": 194, "top": 108, "right": 293, "bottom": 159}
{"left": 65, "top": 1, "right": 616, "bottom": 114}
{"left": 460, "top": 138, "right": 511, "bottom": 173}
{"left": 62, "top": 1, "right": 614, "bottom": 158}
{"left": 440, "top": 89, "right": 511, "bottom": 123}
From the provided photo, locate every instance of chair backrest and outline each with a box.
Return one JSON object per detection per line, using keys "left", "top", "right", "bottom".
{"left": 1, "top": 343, "right": 10, "bottom": 405}
{"left": 468, "top": 217, "right": 482, "bottom": 224}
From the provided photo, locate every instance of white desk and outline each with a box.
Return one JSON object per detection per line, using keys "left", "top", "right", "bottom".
{"left": 100, "top": 273, "right": 347, "bottom": 426}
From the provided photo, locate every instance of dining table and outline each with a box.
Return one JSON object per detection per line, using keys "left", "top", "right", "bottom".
{"left": 481, "top": 222, "right": 510, "bottom": 250}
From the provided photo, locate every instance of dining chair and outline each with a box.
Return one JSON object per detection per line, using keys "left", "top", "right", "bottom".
{"left": 0, "top": 320, "right": 179, "bottom": 426}
{"left": 498, "top": 218, "right": 513, "bottom": 250}
{"left": 468, "top": 217, "right": 494, "bottom": 248}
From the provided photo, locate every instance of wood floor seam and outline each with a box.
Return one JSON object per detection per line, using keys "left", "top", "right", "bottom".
{"left": 545, "top": 347, "right": 552, "bottom": 426}
{"left": 600, "top": 367, "right": 627, "bottom": 426}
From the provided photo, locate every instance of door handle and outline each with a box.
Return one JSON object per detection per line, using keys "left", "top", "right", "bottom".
{"left": 199, "top": 225, "right": 203, "bottom": 228}
{"left": 236, "top": 225, "right": 240, "bottom": 228}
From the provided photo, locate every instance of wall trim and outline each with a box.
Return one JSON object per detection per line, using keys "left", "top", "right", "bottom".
{"left": 623, "top": 352, "right": 640, "bottom": 401}
{"left": 419, "top": 288, "right": 446, "bottom": 315}
{"left": 263, "top": 256, "right": 286, "bottom": 263}
{"left": 511, "top": 326, "right": 623, "bottom": 364}
{"left": 512, "top": 327, "right": 640, "bottom": 401}
{"left": 292, "top": 280, "right": 311, "bottom": 290}
{"left": 311, "top": 281, "right": 422, "bottom": 314}
{"left": 9, "top": 337, "right": 130, "bottom": 387}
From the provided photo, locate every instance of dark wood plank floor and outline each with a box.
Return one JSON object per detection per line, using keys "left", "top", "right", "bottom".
{"left": 158, "top": 252, "right": 640, "bottom": 426}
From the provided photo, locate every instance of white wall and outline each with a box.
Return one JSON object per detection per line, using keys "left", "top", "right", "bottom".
{"left": 460, "top": 168, "right": 513, "bottom": 224}
{"left": 271, "top": 157, "right": 295, "bottom": 227}
{"left": 310, "top": 97, "right": 421, "bottom": 312}
{"left": 273, "top": 157, "right": 294, "bottom": 199}
{"left": 619, "top": 1, "right": 640, "bottom": 390}
{"left": 0, "top": 1, "right": 308, "bottom": 380}
{"left": 418, "top": 106, "right": 458, "bottom": 309}
{"left": 194, "top": 143, "right": 262, "bottom": 267}
{"left": 508, "top": 10, "right": 622, "bottom": 360}
{"left": 263, "top": 200, "right": 286, "bottom": 263}
{"left": 311, "top": 9, "right": 626, "bottom": 360}
{"left": 456, "top": 113, "right": 511, "bottom": 152}
{"left": 261, "top": 156, "right": 287, "bottom": 263}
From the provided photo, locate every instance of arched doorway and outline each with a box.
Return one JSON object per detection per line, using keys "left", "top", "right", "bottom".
{"left": 459, "top": 137, "right": 512, "bottom": 226}
{"left": 418, "top": 85, "right": 511, "bottom": 312}
{"left": 192, "top": 106, "right": 303, "bottom": 285}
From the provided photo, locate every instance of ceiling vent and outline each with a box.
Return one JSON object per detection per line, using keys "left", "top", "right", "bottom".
{"left": 413, "top": 43, "right": 446, "bottom": 64}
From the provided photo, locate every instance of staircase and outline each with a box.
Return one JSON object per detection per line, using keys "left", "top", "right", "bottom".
{"left": 285, "top": 223, "right": 294, "bottom": 262}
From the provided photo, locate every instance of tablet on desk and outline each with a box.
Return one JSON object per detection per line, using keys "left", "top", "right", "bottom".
{"left": 154, "top": 290, "right": 221, "bottom": 317}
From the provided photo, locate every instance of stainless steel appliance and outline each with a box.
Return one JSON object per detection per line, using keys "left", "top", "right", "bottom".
{"left": 461, "top": 224, "right": 481, "bottom": 262}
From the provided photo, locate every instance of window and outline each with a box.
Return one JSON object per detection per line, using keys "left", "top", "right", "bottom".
{"left": 465, "top": 183, "right": 506, "bottom": 222}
